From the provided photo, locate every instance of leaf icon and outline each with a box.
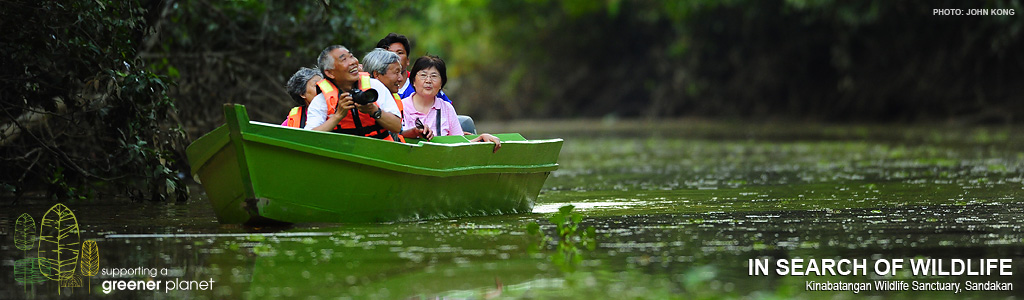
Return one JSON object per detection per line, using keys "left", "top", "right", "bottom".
{"left": 14, "top": 258, "right": 48, "bottom": 284}
{"left": 80, "top": 240, "right": 99, "bottom": 276}
{"left": 80, "top": 240, "right": 99, "bottom": 293}
{"left": 60, "top": 273, "right": 83, "bottom": 287}
{"left": 37, "top": 203, "right": 81, "bottom": 284}
{"left": 15, "top": 213, "right": 36, "bottom": 251}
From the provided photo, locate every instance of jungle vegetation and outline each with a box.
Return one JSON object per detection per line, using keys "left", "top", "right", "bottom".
{"left": 1, "top": 0, "right": 1021, "bottom": 202}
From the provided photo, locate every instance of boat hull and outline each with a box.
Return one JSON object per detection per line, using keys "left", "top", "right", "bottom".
{"left": 187, "top": 104, "right": 561, "bottom": 224}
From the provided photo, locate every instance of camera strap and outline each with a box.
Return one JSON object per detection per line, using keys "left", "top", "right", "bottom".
{"left": 435, "top": 108, "right": 442, "bottom": 136}
{"left": 351, "top": 108, "right": 364, "bottom": 133}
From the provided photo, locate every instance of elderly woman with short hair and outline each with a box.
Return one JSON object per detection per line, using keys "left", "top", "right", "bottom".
{"left": 281, "top": 67, "right": 321, "bottom": 128}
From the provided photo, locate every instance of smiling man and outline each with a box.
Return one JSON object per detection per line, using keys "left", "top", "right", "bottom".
{"left": 362, "top": 48, "right": 404, "bottom": 95}
{"left": 304, "top": 45, "right": 402, "bottom": 141}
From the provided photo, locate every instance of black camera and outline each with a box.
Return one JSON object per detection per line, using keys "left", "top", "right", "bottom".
{"left": 348, "top": 88, "right": 378, "bottom": 105}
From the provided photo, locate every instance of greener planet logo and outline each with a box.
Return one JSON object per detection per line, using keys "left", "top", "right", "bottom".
{"left": 12, "top": 203, "right": 99, "bottom": 296}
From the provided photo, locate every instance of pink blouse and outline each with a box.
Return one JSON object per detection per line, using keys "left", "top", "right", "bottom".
{"left": 401, "top": 93, "right": 463, "bottom": 136}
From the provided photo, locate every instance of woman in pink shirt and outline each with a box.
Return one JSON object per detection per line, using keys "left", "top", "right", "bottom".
{"left": 400, "top": 56, "right": 501, "bottom": 152}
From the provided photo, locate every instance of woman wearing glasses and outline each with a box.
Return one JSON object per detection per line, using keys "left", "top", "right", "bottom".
{"left": 400, "top": 55, "right": 501, "bottom": 152}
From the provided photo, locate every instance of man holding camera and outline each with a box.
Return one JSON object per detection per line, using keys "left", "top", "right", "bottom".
{"left": 304, "top": 45, "right": 402, "bottom": 140}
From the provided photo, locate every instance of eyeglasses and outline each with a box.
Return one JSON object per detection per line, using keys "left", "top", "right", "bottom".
{"left": 416, "top": 72, "right": 441, "bottom": 82}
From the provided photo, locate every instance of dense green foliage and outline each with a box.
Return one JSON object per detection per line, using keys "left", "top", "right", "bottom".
{"left": 146, "top": 0, "right": 393, "bottom": 137}
{"left": 2, "top": 0, "right": 1021, "bottom": 201}
{"left": 686, "top": 0, "right": 1024, "bottom": 122}
{"left": 0, "top": 0, "right": 388, "bottom": 201}
{"left": 373, "top": 0, "right": 1024, "bottom": 122}
{"left": 1, "top": 0, "right": 186, "bottom": 201}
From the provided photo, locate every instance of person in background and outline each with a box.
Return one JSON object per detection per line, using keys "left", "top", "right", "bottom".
{"left": 304, "top": 45, "right": 402, "bottom": 140}
{"left": 400, "top": 55, "right": 500, "bottom": 152}
{"left": 376, "top": 33, "right": 451, "bottom": 103}
{"left": 361, "top": 48, "right": 407, "bottom": 141}
{"left": 281, "top": 67, "right": 322, "bottom": 128}
{"left": 375, "top": 33, "right": 410, "bottom": 87}
{"left": 363, "top": 48, "right": 404, "bottom": 97}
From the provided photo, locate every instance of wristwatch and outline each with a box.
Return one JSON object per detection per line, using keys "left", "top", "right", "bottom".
{"left": 371, "top": 108, "right": 382, "bottom": 119}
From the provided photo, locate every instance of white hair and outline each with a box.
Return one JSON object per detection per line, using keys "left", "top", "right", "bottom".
{"left": 362, "top": 48, "right": 400, "bottom": 78}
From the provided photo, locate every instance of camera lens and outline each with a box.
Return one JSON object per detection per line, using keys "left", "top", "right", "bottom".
{"left": 351, "top": 89, "right": 378, "bottom": 105}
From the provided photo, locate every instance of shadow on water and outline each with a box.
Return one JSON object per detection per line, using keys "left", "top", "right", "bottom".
{"left": 3, "top": 121, "right": 1024, "bottom": 299}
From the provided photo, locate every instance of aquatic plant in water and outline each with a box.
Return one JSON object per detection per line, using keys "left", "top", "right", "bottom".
{"left": 527, "top": 205, "right": 597, "bottom": 273}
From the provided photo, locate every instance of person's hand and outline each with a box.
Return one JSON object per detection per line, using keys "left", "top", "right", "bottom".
{"left": 413, "top": 118, "right": 434, "bottom": 140}
{"left": 332, "top": 92, "right": 355, "bottom": 119}
{"left": 473, "top": 133, "right": 501, "bottom": 152}
{"left": 356, "top": 102, "right": 378, "bottom": 115}
{"left": 405, "top": 127, "right": 433, "bottom": 140}
{"left": 420, "top": 126, "right": 434, "bottom": 140}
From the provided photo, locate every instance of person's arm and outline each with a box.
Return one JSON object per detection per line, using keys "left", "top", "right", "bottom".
{"left": 401, "top": 125, "right": 432, "bottom": 139}
{"left": 310, "top": 92, "right": 354, "bottom": 132}
{"left": 443, "top": 102, "right": 499, "bottom": 151}
{"left": 311, "top": 112, "right": 345, "bottom": 132}
{"left": 304, "top": 95, "right": 328, "bottom": 130}
{"left": 376, "top": 111, "right": 402, "bottom": 133}
{"left": 355, "top": 103, "right": 401, "bottom": 133}
{"left": 364, "top": 81, "right": 402, "bottom": 133}
{"left": 470, "top": 134, "right": 501, "bottom": 152}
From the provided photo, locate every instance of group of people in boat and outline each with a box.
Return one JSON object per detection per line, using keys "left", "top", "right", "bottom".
{"left": 280, "top": 33, "right": 502, "bottom": 152}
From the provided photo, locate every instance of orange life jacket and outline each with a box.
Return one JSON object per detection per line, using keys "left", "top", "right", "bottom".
{"left": 317, "top": 74, "right": 406, "bottom": 142}
{"left": 284, "top": 106, "right": 306, "bottom": 128}
{"left": 392, "top": 92, "right": 404, "bottom": 112}
{"left": 389, "top": 92, "right": 405, "bottom": 143}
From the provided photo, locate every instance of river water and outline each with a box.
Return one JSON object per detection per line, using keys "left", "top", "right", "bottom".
{"left": 3, "top": 121, "right": 1024, "bottom": 299}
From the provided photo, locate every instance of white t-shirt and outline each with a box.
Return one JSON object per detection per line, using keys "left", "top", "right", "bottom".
{"left": 304, "top": 78, "right": 401, "bottom": 130}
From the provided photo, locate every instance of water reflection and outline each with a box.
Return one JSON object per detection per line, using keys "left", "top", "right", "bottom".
{"left": 3, "top": 125, "right": 1024, "bottom": 299}
{"left": 533, "top": 201, "right": 655, "bottom": 214}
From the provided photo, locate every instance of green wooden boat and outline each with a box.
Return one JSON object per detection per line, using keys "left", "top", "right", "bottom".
{"left": 186, "top": 104, "right": 562, "bottom": 224}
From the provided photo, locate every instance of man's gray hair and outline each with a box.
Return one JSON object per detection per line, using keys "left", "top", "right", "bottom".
{"left": 317, "top": 45, "right": 348, "bottom": 76}
{"left": 286, "top": 67, "right": 321, "bottom": 106}
{"left": 362, "top": 48, "right": 401, "bottom": 78}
